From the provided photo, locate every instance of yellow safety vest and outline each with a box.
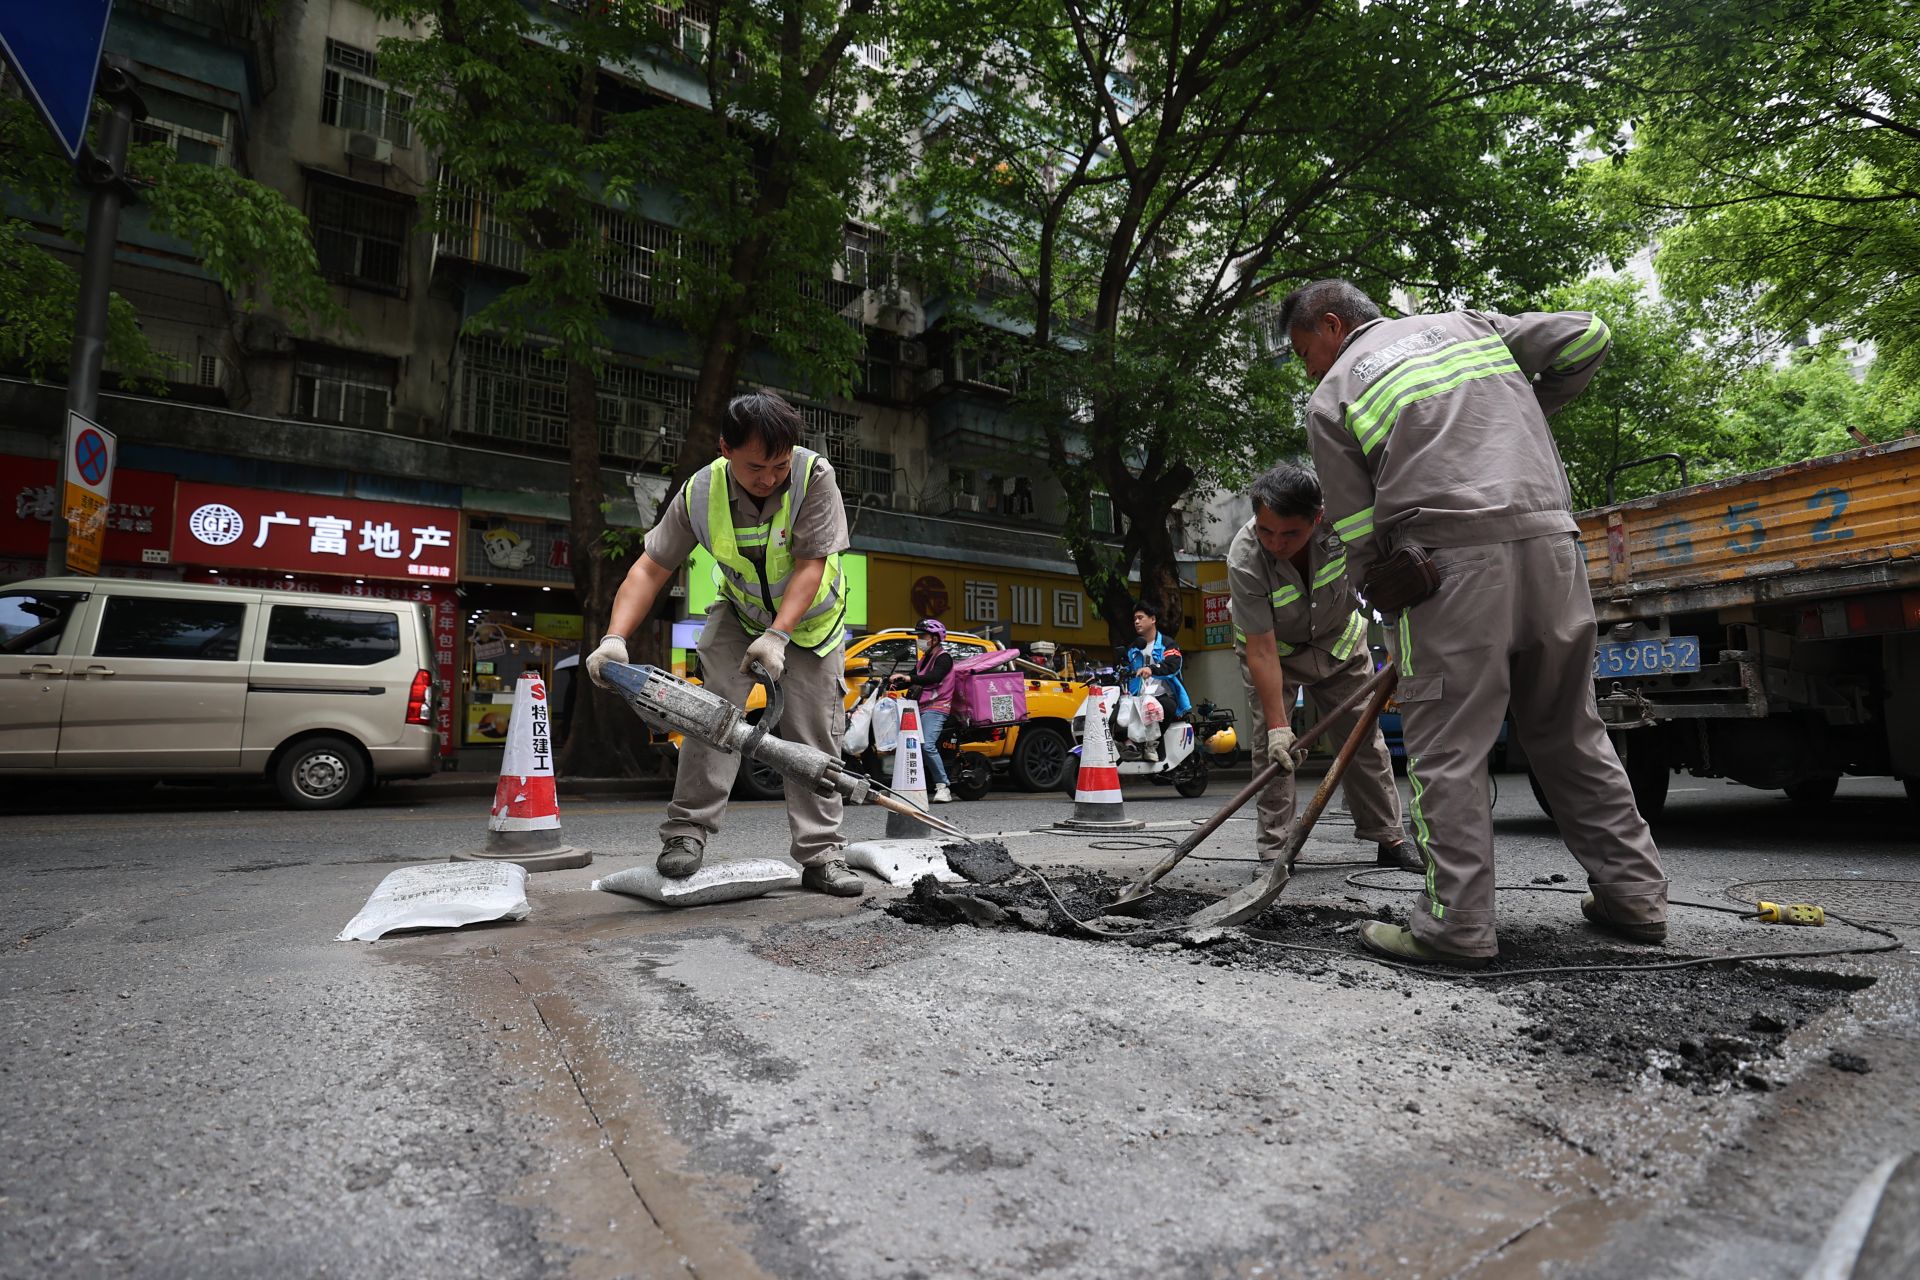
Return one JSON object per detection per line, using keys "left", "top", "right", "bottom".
{"left": 686, "top": 448, "right": 846, "bottom": 654}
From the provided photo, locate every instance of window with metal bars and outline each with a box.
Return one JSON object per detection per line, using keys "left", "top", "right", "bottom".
{"left": 130, "top": 88, "right": 233, "bottom": 166}
{"left": 321, "top": 38, "right": 413, "bottom": 147}
{"left": 294, "top": 357, "right": 394, "bottom": 430}
{"left": 310, "top": 182, "right": 412, "bottom": 291}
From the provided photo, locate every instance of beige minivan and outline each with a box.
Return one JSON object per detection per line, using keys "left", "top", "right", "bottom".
{"left": 0, "top": 576, "right": 438, "bottom": 808}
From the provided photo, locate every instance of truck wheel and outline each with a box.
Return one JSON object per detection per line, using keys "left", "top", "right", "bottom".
{"left": 1011, "top": 725, "right": 1072, "bottom": 792}
{"left": 275, "top": 735, "right": 367, "bottom": 810}
{"left": 1617, "top": 727, "right": 1670, "bottom": 822}
{"left": 1783, "top": 776, "right": 1839, "bottom": 809}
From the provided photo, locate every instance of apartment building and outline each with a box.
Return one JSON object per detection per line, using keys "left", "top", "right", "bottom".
{"left": 1, "top": 0, "right": 1240, "bottom": 764}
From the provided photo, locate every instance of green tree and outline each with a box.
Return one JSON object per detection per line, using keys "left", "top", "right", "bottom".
{"left": 0, "top": 91, "right": 339, "bottom": 386}
{"left": 895, "top": 0, "right": 1618, "bottom": 642}
{"left": 377, "top": 0, "right": 906, "bottom": 774}
{"left": 1539, "top": 275, "right": 1720, "bottom": 508}
{"left": 1604, "top": 2, "right": 1920, "bottom": 385}
{"left": 1714, "top": 344, "right": 1907, "bottom": 475}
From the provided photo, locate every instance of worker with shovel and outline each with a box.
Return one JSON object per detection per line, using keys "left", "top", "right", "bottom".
{"left": 1229, "top": 462, "right": 1421, "bottom": 881}
{"left": 585, "top": 392, "right": 865, "bottom": 897}
{"left": 1283, "top": 278, "right": 1669, "bottom": 968}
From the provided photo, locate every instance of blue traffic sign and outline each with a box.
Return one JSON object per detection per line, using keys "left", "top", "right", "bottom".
{"left": 74, "top": 428, "right": 110, "bottom": 485}
{"left": 0, "top": 2, "right": 115, "bottom": 161}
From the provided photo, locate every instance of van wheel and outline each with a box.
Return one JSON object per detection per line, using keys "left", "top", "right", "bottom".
{"left": 276, "top": 736, "right": 368, "bottom": 809}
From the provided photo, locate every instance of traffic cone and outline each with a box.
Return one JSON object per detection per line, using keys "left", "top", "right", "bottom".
{"left": 1057, "top": 687, "right": 1143, "bottom": 831}
{"left": 884, "top": 699, "right": 932, "bottom": 837}
{"left": 454, "top": 671, "right": 591, "bottom": 872}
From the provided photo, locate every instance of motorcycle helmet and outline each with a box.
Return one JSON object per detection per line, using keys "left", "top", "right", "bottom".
{"left": 916, "top": 618, "right": 947, "bottom": 641}
{"left": 1206, "top": 726, "right": 1238, "bottom": 755}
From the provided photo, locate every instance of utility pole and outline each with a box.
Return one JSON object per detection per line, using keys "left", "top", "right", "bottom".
{"left": 47, "top": 55, "right": 142, "bottom": 575}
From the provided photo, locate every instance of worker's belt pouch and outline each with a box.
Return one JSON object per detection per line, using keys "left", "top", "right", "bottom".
{"left": 1362, "top": 546, "right": 1442, "bottom": 612}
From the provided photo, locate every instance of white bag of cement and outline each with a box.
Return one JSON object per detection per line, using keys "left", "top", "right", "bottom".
{"left": 336, "top": 861, "right": 531, "bottom": 941}
{"left": 843, "top": 839, "right": 963, "bottom": 888}
{"left": 594, "top": 858, "right": 800, "bottom": 907}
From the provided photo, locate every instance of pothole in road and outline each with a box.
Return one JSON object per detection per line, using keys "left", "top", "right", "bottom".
{"left": 876, "top": 866, "right": 1874, "bottom": 1095}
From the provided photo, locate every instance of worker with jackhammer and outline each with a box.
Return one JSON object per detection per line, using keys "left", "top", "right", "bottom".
{"left": 1228, "top": 461, "right": 1421, "bottom": 880}
{"left": 585, "top": 391, "right": 865, "bottom": 898}
{"left": 1282, "top": 278, "right": 1668, "bottom": 968}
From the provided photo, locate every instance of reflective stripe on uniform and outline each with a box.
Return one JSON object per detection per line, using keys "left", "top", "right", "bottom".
{"left": 1345, "top": 336, "right": 1521, "bottom": 456}
{"left": 1333, "top": 506, "right": 1375, "bottom": 544}
{"left": 1330, "top": 610, "right": 1368, "bottom": 661}
{"left": 1552, "top": 315, "right": 1610, "bottom": 371}
{"left": 1269, "top": 584, "right": 1301, "bottom": 608}
{"left": 1408, "top": 755, "right": 1442, "bottom": 918}
{"left": 1234, "top": 625, "right": 1298, "bottom": 658}
{"left": 1397, "top": 611, "right": 1413, "bottom": 676}
{"left": 1311, "top": 555, "right": 1347, "bottom": 590}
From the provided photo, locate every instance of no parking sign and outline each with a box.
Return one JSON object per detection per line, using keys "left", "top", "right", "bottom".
{"left": 63, "top": 411, "right": 116, "bottom": 575}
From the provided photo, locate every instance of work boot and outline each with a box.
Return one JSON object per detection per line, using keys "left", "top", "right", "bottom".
{"left": 1376, "top": 840, "right": 1424, "bottom": 873}
{"left": 657, "top": 836, "right": 704, "bottom": 880}
{"left": 800, "top": 859, "right": 865, "bottom": 897}
{"left": 1580, "top": 893, "right": 1667, "bottom": 944}
{"left": 1358, "top": 922, "right": 1490, "bottom": 970}
{"left": 932, "top": 784, "right": 954, "bottom": 804}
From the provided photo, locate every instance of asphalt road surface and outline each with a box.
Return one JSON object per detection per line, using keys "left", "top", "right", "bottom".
{"left": 3, "top": 771, "right": 1915, "bottom": 1278}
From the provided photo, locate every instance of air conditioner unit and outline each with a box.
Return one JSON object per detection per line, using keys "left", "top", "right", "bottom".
{"left": 346, "top": 132, "right": 394, "bottom": 164}
{"left": 196, "top": 354, "right": 226, "bottom": 388}
{"left": 896, "top": 339, "right": 927, "bottom": 368}
{"left": 918, "top": 367, "right": 946, "bottom": 394}
{"left": 951, "top": 493, "right": 983, "bottom": 513}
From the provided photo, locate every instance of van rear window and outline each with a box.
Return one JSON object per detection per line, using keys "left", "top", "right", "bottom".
{"left": 95, "top": 596, "right": 245, "bottom": 661}
{"left": 265, "top": 606, "right": 401, "bottom": 666}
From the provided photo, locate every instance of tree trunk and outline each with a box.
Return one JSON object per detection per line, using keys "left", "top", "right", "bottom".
{"left": 558, "top": 353, "right": 646, "bottom": 778}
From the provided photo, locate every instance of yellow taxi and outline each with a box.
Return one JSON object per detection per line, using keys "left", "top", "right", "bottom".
{"left": 721, "top": 628, "right": 1089, "bottom": 799}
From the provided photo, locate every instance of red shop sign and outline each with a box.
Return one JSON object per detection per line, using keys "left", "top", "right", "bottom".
{"left": 172, "top": 482, "right": 457, "bottom": 582}
{"left": 2, "top": 455, "right": 175, "bottom": 562}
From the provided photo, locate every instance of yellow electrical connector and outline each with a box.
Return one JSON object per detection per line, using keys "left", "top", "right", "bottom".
{"left": 1755, "top": 901, "right": 1826, "bottom": 926}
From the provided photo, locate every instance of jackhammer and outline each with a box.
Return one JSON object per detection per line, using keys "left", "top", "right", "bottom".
{"left": 599, "top": 660, "right": 970, "bottom": 839}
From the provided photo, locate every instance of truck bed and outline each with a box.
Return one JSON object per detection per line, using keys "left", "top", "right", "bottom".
{"left": 1576, "top": 435, "right": 1920, "bottom": 624}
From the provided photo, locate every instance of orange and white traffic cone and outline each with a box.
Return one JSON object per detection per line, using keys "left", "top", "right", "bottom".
{"left": 1057, "top": 686, "right": 1143, "bottom": 831}
{"left": 884, "top": 699, "right": 933, "bottom": 838}
{"left": 454, "top": 671, "right": 590, "bottom": 872}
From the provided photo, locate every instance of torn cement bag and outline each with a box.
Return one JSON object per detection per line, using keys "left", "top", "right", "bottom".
{"left": 337, "top": 861, "right": 531, "bottom": 942}
{"left": 594, "top": 858, "right": 799, "bottom": 907}
{"left": 843, "top": 839, "right": 964, "bottom": 887}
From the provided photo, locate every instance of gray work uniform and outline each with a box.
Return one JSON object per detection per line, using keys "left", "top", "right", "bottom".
{"left": 643, "top": 456, "right": 851, "bottom": 868}
{"left": 1227, "top": 518, "right": 1404, "bottom": 863}
{"left": 1306, "top": 309, "right": 1667, "bottom": 958}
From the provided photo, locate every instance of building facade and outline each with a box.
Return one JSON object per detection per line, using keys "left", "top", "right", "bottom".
{"left": 1, "top": 0, "right": 1244, "bottom": 767}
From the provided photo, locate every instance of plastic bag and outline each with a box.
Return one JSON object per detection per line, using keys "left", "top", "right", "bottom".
{"left": 845, "top": 686, "right": 875, "bottom": 755}
{"left": 336, "top": 861, "right": 530, "bottom": 942}
{"left": 1140, "top": 695, "right": 1165, "bottom": 725}
{"left": 872, "top": 695, "right": 902, "bottom": 752}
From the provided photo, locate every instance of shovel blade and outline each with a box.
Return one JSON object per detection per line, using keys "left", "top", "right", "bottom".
{"left": 1105, "top": 884, "right": 1156, "bottom": 916}
{"left": 1186, "top": 862, "right": 1289, "bottom": 929}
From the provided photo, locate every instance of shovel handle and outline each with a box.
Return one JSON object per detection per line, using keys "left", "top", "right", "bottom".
{"left": 1116, "top": 664, "right": 1398, "bottom": 901}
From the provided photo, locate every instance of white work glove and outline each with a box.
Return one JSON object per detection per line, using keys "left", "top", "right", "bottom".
{"left": 740, "top": 628, "right": 792, "bottom": 683}
{"left": 1267, "top": 725, "right": 1297, "bottom": 773}
{"left": 585, "top": 634, "right": 628, "bottom": 689}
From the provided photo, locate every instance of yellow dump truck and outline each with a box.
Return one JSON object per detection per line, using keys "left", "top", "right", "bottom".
{"left": 1569, "top": 435, "right": 1920, "bottom": 817}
